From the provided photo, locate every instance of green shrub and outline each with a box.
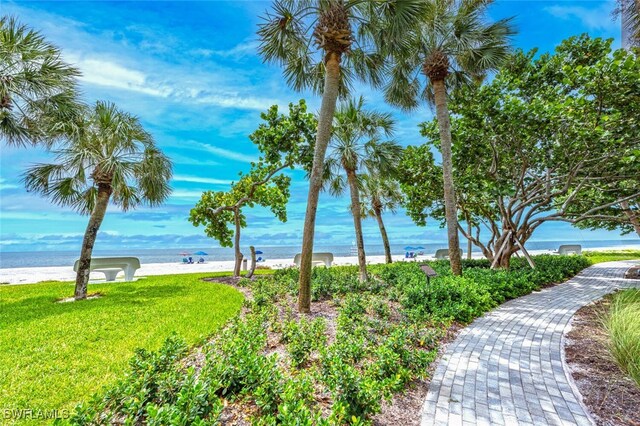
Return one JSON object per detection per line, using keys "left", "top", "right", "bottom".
{"left": 282, "top": 316, "right": 327, "bottom": 367}
{"left": 72, "top": 253, "right": 594, "bottom": 425}
{"left": 70, "top": 335, "right": 198, "bottom": 425}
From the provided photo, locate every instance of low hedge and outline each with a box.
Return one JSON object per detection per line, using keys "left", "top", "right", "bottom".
{"left": 70, "top": 254, "right": 592, "bottom": 425}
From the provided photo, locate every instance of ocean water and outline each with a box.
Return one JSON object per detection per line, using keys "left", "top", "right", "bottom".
{"left": 0, "top": 240, "right": 637, "bottom": 269}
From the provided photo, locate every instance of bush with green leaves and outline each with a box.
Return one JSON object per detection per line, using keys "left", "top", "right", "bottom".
{"left": 71, "top": 253, "right": 594, "bottom": 424}
{"left": 281, "top": 316, "right": 327, "bottom": 367}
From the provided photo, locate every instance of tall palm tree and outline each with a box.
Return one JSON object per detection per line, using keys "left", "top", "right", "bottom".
{"left": 383, "top": 0, "right": 514, "bottom": 275}
{"left": 323, "top": 96, "right": 400, "bottom": 281}
{"left": 616, "top": 0, "right": 640, "bottom": 47}
{"left": 1, "top": 16, "right": 82, "bottom": 146}
{"left": 258, "top": 0, "right": 423, "bottom": 312}
{"left": 23, "top": 101, "right": 172, "bottom": 300}
{"left": 360, "top": 173, "right": 403, "bottom": 264}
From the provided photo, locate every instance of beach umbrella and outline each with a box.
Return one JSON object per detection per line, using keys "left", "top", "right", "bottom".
{"left": 193, "top": 251, "right": 208, "bottom": 256}
{"left": 404, "top": 246, "right": 415, "bottom": 250}
{"left": 179, "top": 251, "right": 190, "bottom": 256}
{"left": 255, "top": 250, "right": 263, "bottom": 255}
{"left": 415, "top": 246, "right": 425, "bottom": 250}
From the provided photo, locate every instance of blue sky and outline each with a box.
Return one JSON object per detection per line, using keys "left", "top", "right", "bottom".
{"left": 0, "top": 0, "right": 636, "bottom": 252}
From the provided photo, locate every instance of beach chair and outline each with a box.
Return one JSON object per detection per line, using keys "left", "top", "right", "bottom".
{"left": 434, "top": 249, "right": 449, "bottom": 260}
{"left": 557, "top": 244, "right": 582, "bottom": 255}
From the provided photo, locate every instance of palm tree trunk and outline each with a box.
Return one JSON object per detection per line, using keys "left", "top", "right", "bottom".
{"left": 374, "top": 207, "right": 392, "bottom": 264}
{"left": 298, "top": 52, "right": 341, "bottom": 313}
{"left": 432, "top": 79, "right": 462, "bottom": 275}
{"left": 621, "top": 200, "right": 640, "bottom": 237}
{"left": 74, "top": 184, "right": 112, "bottom": 300}
{"left": 233, "top": 208, "right": 243, "bottom": 277}
{"left": 346, "top": 169, "right": 367, "bottom": 281}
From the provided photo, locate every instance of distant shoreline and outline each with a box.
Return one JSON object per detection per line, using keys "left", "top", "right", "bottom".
{"left": 1, "top": 246, "right": 638, "bottom": 285}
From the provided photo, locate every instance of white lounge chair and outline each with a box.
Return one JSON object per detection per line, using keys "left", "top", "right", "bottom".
{"left": 557, "top": 245, "right": 582, "bottom": 255}
{"left": 73, "top": 257, "right": 141, "bottom": 282}
{"left": 434, "top": 249, "right": 449, "bottom": 260}
{"left": 434, "top": 248, "right": 465, "bottom": 260}
{"left": 293, "top": 252, "right": 334, "bottom": 267}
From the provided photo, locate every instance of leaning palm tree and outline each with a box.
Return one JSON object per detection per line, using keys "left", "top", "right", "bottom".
{"left": 258, "top": 0, "right": 422, "bottom": 312}
{"left": 24, "top": 101, "right": 172, "bottom": 300}
{"left": 383, "top": 0, "right": 514, "bottom": 275}
{"left": 360, "top": 173, "right": 403, "bottom": 264}
{"left": 323, "top": 96, "right": 401, "bottom": 282}
{"left": 1, "top": 16, "right": 82, "bottom": 146}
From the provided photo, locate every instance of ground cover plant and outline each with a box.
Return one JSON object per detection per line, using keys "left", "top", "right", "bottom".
{"left": 69, "top": 254, "right": 598, "bottom": 425}
{"left": 605, "top": 289, "right": 640, "bottom": 387}
{"left": 0, "top": 273, "right": 244, "bottom": 422}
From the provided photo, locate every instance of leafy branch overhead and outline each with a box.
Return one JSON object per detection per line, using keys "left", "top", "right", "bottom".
{"left": 400, "top": 35, "right": 640, "bottom": 267}
{"left": 189, "top": 100, "right": 317, "bottom": 261}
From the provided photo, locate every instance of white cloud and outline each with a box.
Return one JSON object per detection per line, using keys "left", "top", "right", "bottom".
{"left": 169, "top": 189, "right": 206, "bottom": 199}
{"left": 64, "top": 53, "right": 277, "bottom": 111}
{"left": 169, "top": 154, "right": 221, "bottom": 167}
{"left": 545, "top": 3, "right": 618, "bottom": 31}
{"left": 0, "top": 178, "right": 19, "bottom": 191}
{"left": 173, "top": 175, "right": 231, "bottom": 185}
{"left": 193, "top": 40, "right": 260, "bottom": 59}
{"left": 188, "top": 141, "right": 257, "bottom": 163}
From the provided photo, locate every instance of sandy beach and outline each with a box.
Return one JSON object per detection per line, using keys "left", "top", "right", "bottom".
{"left": 1, "top": 245, "right": 638, "bottom": 285}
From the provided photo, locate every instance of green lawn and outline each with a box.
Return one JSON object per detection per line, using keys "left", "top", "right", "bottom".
{"left": 584, "top": 249, "right": 640, "bottom": 264}
{"left": 0, "top": 273, "right": 244, "bottom": 423}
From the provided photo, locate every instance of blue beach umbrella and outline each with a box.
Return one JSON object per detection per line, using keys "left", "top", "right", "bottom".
{"left": 193, "top": 251, "right": 208, "bottom": 256}
{"left": 255, "top": 250, "right": 263, "bottom": 255}
{"left": 415, "top": 246, "right": 425, "bottom": 250}
{"left": 404, "top": 246, "right": 415, "bottom": 250}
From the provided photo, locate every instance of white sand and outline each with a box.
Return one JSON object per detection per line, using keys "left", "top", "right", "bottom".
{"left": 0, "top": 245, "right": 637, "bottom": 285}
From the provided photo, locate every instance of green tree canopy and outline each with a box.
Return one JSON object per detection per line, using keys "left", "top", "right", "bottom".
{"left": 401, "top": 35, "right": 640, "bottom": 267}
{"left": 1, "top": 16, "right": 82, "bottom": 146}
{"left": 189, "top": 100, "right": 317, "bottom": 276}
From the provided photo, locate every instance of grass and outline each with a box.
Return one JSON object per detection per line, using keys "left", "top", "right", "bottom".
{"left": 604, "top": 289, "right": 640, "bottom": 387}
{"left": 0, "top": 272, "right": 245, "bottom": 423}
{"left": 584, "top": 249, "right": 640, "bottom": 264}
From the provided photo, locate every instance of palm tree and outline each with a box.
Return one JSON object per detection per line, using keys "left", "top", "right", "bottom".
{"left": 1, "top": 16, "right": 82, "bottom": 146}
{"left": 323, "top": 96, "right": 400, "bottom": 281}
{"left": 616, "top": 0, "right": 640, "bottom": 47}
{"left": 23, "top": 101, "right": 172, "bottom": 300}
{"left": 360, "top": 173, "right": 403, "bottom": 264}
{"left": 258, "top": 0, "right": 423, "bottom": 312}
{"left": 383, "top": 0, "right": 514, "bottom": 275}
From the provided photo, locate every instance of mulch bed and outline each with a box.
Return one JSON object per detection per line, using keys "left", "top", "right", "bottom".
{"left": 202, "top": 274, "right": 464, "bottom": 425}
{"left": 565, "top": 297, "right": 640, "bottom": 426}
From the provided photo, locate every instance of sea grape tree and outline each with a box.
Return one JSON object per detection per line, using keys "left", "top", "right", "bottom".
{"left": 401, "top": 36, "right": 640, "bottom": 267}
{"left": 189, "top": 101, "right": 316, "bottom": 276}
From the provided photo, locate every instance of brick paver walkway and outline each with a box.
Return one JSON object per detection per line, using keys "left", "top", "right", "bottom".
{"left": 421, "top": 261, "right": 640, "bottom": 426}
